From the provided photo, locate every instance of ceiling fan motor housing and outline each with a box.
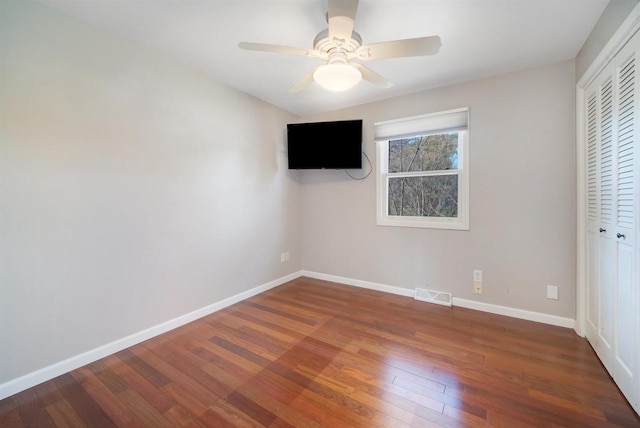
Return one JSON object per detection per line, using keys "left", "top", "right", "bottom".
{"left": 314, "top": 29, "right": 362, "bottom": 54}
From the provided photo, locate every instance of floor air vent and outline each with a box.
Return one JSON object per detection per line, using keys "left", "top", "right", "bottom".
{"left": 414, "top": 288, "right": 452, "bottom": 307}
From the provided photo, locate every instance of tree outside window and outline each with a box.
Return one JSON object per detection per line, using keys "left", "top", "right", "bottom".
{"left": 388, "top": 132, "right": 459, "bottom": 218}
{"left": 375, "top": 108, "right": 469, "bottom": 230}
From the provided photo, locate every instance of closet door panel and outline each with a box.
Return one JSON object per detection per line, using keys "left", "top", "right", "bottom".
{"left": 612, "top": 32, "right": 640, "bottom": 410}
{"left": 587, "top": 232, "right": 600, "bottom": 337}
{"left": 616, "top": 243, "right": 635, "bottom": 375}
{"left": 597, "top": 67, "right": 617, "bottom": 372}
{"left": 599, "top": 236, "right": 616, "bottom": 370}
{"left": 585, "top": 87, "right": 601, "bottom": 341}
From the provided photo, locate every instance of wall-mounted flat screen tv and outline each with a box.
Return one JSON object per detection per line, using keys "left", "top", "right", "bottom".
{"left": 287, "top": 119, "right": 363, "bottom": 169}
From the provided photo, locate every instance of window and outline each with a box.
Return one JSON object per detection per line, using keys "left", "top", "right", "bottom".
{"left": 375, "top": 108, "right": 469, "bottom": 230}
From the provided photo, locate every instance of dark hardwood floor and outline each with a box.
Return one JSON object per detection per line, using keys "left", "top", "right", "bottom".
{"left": 1, "top": 276, "right": 639, "bottom": 427}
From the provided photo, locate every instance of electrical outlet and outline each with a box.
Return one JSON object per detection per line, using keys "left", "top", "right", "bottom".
{"left": 280, "top": 252, "right": 286, "bottom": 263}
{"left": 473, "top": 270, "right": 483, "bottom": 283}
{"left": 547, "top": 285, "right": 558, "bottom": 300}
{"left": 474, "top": 282, "right": 483, "bottom": 295}
{"left": 285, "top": 251, "right": 290, "bottom": 261}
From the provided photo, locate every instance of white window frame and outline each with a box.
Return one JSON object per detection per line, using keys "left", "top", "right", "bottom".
{"left": 375, "top": 108, "right": 469, "bottom": 230}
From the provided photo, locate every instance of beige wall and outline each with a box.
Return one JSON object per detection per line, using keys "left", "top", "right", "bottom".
{"left": 0, "top": 0, "right": 301, "bottom": 382}
{"left": 575, "top": 0, "right": 639, "bottom": 81}
{"left": 300, "top": 60, "right": 576, "bottom": 318}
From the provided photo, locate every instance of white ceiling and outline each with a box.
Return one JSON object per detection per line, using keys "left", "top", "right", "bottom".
{"left": 39, "top": 0, "right": 608, "bottom": 117}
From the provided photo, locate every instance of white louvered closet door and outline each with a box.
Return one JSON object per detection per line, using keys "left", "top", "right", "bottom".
{"left": 584, "top": 31, "right": 640, "bottom": 413}
{"left": 586, "top": 62, "right": 616, "bottom": 371}
{"left": 612, "top": 34, "right": 639, "bottom": 408}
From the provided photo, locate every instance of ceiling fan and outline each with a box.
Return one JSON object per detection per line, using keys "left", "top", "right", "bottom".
{"left": 238, "top": 0, "right": 441, "bottom": 92}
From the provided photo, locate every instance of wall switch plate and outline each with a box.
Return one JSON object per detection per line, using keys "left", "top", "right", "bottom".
{"left": 474, "top": 282, "right": 483, "bottom": 294}
{"left": 547, "top": 285, "right": 559, "bottom": 300}
{"left": 473, "top": 270, "right": 483, "bottom": 282}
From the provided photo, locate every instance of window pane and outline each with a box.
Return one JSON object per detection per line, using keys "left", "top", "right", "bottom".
{"left": 388, "top": 175, "right": 458, "bottom": 217}
{"left": 388, "top": 132, "right": 458, "bottom": 173}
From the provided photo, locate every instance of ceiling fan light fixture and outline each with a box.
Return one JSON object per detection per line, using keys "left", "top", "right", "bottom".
{"left": 313, "top": 63, "right": 362, "bottom": 91}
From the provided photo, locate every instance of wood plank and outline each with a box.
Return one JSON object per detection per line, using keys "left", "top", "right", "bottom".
{"left": 70, "top": 366, "right": 143, "bottom": 427}
{"left": 207, "top": 399, "right": 265, "bottom": 427}
{"left": 130, "top": 344, "right": 220, "bottom": 406}
{"left": 45, "top": 399, "right": 86, "bottom": 427}
{"left": 11, "top": 388, "right": 56, "bottom": 428}
{"left": 235, "top": 376, "right": 321, "bottom": 428}
{"left": 104, "top": 354, "right": 175, "bottom": 414}
{"left": 0, "top": 397, "right": 26, "bottom": 428}
{"left": 160, "top": 382, "right": 209, "bottom": 419}
{"left": 190, "top": 408, "right": 237, "bottom": 428}
{"left": 162, "top": 404, "right": 194, "bottom": 426}
{"left": 115, "top": 388, "right": 174, "bottom": 428}
{"left": 52, "top": 373, "right": 116, "bottom": 427}
{"left": 115, "top": 349, "right": 170, "bottom": 388}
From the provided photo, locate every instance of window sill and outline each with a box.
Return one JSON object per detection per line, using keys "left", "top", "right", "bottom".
{"left": 376, "top": 216, "right": 469, "bottom": 230}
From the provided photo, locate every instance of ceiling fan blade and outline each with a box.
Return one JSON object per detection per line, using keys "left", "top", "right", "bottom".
{"left": 328, "top": 0, "right": 358, "bottom": 46}
{"left": 357, "top": 36, "right": 442, "bottom": 60}
{"left": 239, "top": 42, "right": 310, "bottom": 57}
{"left": 289, "top": 67, "right": 320, "bottom": 93}
{"left": 328, "top": 0, "right": 358, "bottom": 20}
{"left": 352, "top": 63, "right": 393, "bottom": 88}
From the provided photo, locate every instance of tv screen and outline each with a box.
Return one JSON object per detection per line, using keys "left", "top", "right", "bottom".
{"left": 287, "top": 119, "right": 363, "bottom": 169}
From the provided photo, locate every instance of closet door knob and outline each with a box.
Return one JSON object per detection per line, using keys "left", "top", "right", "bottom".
{"left": 599, "top": 228, "right": 606, "bottom": 233}
{"left": 617, "top": 233, "right": 626, "bottom": 239}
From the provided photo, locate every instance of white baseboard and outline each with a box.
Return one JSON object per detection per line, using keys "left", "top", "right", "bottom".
{"left": 0, "top": 271, "right": 300, "bottom": 400}
{"left": 301, "top": 271, "right": 575, "bottom": 329}
{"left": 300, "top": 270, "right": 414, "bottom": 297}
{"left": 452, "top": 298, "right": 575, "bottom": 329}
